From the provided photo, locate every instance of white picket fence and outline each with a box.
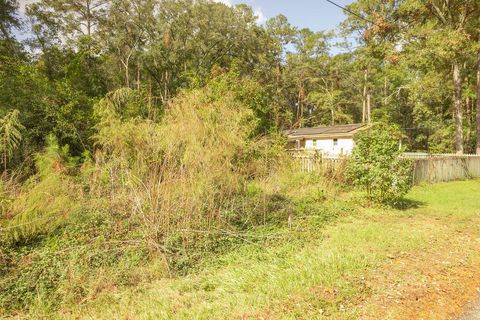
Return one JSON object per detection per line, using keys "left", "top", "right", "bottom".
{"left": 291, "top": 151, "right": 480, "bottom": 185}
{"left": 290, "top": 152, "right": 346, "bottom": 175}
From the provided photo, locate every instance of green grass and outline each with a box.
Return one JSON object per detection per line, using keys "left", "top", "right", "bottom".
{"left": 54, "top": 180, "right": 480, "bottom": 320}
{"left": 407, "top": 180, "right": 480, "bottom": 217}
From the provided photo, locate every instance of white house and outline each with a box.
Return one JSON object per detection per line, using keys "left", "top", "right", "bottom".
{"left": 284, "top": 124, "right": 366, "bottom": 156}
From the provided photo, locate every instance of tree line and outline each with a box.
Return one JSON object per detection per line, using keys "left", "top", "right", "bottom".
{"left": 1, "top": 0, "right": 480, "bottom": 174}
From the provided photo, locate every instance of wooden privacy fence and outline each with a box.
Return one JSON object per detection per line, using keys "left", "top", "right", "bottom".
{"left": 403, "top": 154, "right": 480, "bottom": 185}
{"left": 291, "top": 151, "right": 480, "bottom": 185}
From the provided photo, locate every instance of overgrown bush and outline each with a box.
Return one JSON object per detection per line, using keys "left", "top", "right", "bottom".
{"left": 346, "top": 123, "right": 413, "bottom": 204}
{"left": 90, "top": 81, "right": 283, "bottom": 251}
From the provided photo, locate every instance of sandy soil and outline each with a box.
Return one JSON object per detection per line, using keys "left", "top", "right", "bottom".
{"left": 459, "top": 297, "right": 480, "bottom": 320}
{"left": 358, "top": 219, "right": 480, "bottom": 320}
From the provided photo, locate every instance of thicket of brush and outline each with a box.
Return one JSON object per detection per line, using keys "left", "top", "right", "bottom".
{"left": 0, "top": 76, "right": 337, "bottom": 316}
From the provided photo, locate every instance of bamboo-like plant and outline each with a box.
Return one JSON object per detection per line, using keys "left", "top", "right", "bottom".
{"left": 0, "top": 110, "right": 24, "bottom": 173}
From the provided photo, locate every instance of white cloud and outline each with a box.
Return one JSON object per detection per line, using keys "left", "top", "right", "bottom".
{"left": 213, "top": 0, "right": 265, "bottom": 25}
{"left": 18, "top": 0, "right": 38, "bottom": 13}
{"left": 254, "top": 7, "right": 265, "bottom": 24}
{"left": 213, "top": 0, "right": 233, "bottom": 6}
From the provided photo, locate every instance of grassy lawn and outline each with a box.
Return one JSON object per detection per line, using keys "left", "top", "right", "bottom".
{"left": 41, "top": 180, "right": 480, "bottom": 319}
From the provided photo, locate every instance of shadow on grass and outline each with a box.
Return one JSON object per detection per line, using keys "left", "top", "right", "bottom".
{"left": 392, "top": 198, "right": 426, "bottom": 210}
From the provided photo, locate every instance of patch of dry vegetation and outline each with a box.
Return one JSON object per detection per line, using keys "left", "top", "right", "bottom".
{"left": 90, "top": 85, "right": 285, "bottom": 250}
{"left": 0, "top": 81, "right": 295, "bottom": 315}
{"left": 49, "top": 182, "right": 480, "bottom": 320}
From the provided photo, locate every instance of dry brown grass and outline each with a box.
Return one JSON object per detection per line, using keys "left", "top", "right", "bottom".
{"left": 90, "top": 87, "right": 282, "bottom": 251}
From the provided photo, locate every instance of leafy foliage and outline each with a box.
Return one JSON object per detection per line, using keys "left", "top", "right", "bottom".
{"left": 0, "top": 210, "right": 151, "bottom": 313}
{"left": 0, "top": 109, "right": 24, "bottom": 171}
{"left": 3, "top": 135, "right": 81, "bottom": 244}
{"left": 2, "top": 0, "right": 480, "bottom": 159}
{"left": 347, "top": 123, "right": 413, "bottom": 204}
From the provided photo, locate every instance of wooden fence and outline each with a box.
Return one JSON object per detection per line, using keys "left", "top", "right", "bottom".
{"left": 291, "top": 151, "right": 480, "bottom": 185}
{"left": 404, "top": 154, "right": 480, "bottom": 184}
{"left": 291, "top": 153, "right": 345, "bottom": 173}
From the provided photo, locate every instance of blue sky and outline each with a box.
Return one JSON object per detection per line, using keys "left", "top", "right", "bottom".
{"left": 223, "top": 0, "right": 354, "bottom": 32}
{"left": 220, "top": 0, "right": 356, "bottom": 53}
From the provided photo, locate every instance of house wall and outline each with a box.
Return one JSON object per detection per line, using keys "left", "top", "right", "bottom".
{"left": 304, "top": 138, "right": 354, "bottom": 156}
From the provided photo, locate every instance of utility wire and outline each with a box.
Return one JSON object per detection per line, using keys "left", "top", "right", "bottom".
{"left": 324, "top": 0, "right": 381, "bottom": 28}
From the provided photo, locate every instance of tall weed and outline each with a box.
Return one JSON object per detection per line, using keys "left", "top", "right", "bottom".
{"left": 91, "top": 85, "right": 282, "bottom": 250}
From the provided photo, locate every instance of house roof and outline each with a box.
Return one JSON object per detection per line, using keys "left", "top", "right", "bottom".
{"left": 284, "top": 123, "right": 366, "bottom": 139}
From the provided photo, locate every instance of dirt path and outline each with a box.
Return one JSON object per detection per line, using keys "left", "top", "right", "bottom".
{"left": 459, "top": 297, "right": 480, "bottom": 320}
{"left": 358, "top": 218, "right": 480, "bottom": 320}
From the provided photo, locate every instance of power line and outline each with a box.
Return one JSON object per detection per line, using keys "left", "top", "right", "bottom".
{"left": 324, "top": 0, "right": 380, "bottom": 28}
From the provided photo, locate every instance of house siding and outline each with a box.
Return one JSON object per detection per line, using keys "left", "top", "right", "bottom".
{"left": 304, "top": 138, "right": 354, "bottom": 156}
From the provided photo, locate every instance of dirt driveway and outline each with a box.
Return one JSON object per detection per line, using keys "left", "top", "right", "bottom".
{"left": 356, "top": 217, "right": 480, "bottom": 320}
{"left": 459, "top": 297, "right": 480, "bottom": 320}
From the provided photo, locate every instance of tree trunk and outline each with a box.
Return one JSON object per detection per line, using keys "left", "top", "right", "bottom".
{"left": 3, "top": 134, "right": 7, "bottom": 173}
{"left": 453, "top": 62, "right": 464, "bottom": 154}
{"left": 275, "top": 61, "right": 282, "bottom": 127}
{"left": 125, "top": 59, "right": 130, "bottom": 88}
{"left": 164, "top": 70, "right": 169, "bottom": 103}
{"left": 476, "top": 41, "right": 480, "bottom": 154}
{"left": 125, "top": 65, "right": 129, "bottom": 88}
{"left": 465, "top": 95, "right": 471, "bottom": 152}
{"left": 120, "top": 54, "right": 130, "bottom": 88}
{"left": 296, "top": 78, "right": 305, "bottom": 128}
{"left": 367, "top": 88, "right": 372, "bottom": 123}
{"left": 331, "top": 104, "right": 334, "bottom": 126}
{"left": 137, "top": 60, "right": 141, "bottom": 91}
{"left": 384, "top": 76, "right": 388, "bottom": 107}
{"left": 86, "top": 0, "right": 92, "bottom": 38}
{"left": 362, "top": 69, "right": 368, "bottom": 123}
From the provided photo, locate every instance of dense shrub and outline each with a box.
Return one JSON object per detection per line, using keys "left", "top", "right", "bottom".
{"left": 346, "top": 123, "right": 413, "bottom": 204}
{"left": 88, "top": 79, "right": 287, "bottom": 252}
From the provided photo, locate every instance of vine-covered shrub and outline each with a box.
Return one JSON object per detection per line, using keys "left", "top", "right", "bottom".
{"left": 346, "top": 123, "right": 413, "bottom": 204}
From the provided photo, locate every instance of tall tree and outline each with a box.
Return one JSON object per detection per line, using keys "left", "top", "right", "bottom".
{"left": 140, "top": 0, "right": 265, "bottom": 103}
{"left": 342, "top": 0, "right": 399, "bottom": 125}
{"left": 0, "top": 0, "right": 21, "bottom": 55}
{"left": 28, "top": 0, "right": 109, "bottom": 47}
{"left": 477, "top": 36, "right": 480, "bottom": 154}
{"left": 97, "top": 0, "right": 153, "bottom": 88}
{"left": 262, "top": 14, "right": 296, "bottom": 128}
{"left": 397, "top": 0, "right": 479, "bottom": 153}
{"left": 285, "top": 28, "right": 330, "bottom": 127}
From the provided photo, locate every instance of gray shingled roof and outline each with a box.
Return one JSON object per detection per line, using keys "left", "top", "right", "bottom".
{"left": 284, "top": 124, "right": 365, "bottom": 137}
